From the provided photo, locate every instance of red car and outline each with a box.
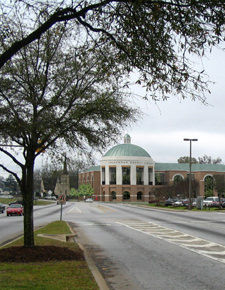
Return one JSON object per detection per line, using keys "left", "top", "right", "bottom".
{"left": 7, "top": 204, "right": 24, "bottom": 216}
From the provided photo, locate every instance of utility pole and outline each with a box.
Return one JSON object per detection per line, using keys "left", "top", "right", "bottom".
{"left": 184, "top": 138, "right": 198, "bottom": 210}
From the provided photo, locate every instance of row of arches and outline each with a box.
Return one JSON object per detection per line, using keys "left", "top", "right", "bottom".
{"left": 173, "top": 174, "right": 214, "bottom": 195}
{"left": 102, "top": 175, "right": 216, "bottom": 201}
{"left": 110, "top": 191, "right": 143, "bottom": 201}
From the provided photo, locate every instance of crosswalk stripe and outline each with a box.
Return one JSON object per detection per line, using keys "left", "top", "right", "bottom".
{"left": 117, "top": 220, "right": 225, "bottom": 264}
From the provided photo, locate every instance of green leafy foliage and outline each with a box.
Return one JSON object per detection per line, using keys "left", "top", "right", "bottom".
{"left": 0, "top": 21, "right": 136, "bottom": 247}
{"left": 1, "top": 1, "right": 225, "bottom": 101}
{"left": 1, "top": 0, "right": 225, "bottom": 247}
{"left": 77, "top": 184, "right": 94, "bottom": 197}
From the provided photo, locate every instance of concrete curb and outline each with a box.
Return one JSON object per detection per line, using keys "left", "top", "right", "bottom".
{"left": 67, "top": 222, "right": 110, "bottom": 290}
{"left": 77, "top": 240, "right": 110, "bottom": 290}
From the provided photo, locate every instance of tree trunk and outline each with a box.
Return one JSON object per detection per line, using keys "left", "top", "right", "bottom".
{"left": 22, "top": 152, "right": 35, "bottom": 248}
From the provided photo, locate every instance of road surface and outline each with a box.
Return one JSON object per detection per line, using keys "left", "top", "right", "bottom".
{"left": 67, "top": 202, "right": 225, "bottom": 290}
{"left": 1, "top": 201, "right": 225, "bottom": 289}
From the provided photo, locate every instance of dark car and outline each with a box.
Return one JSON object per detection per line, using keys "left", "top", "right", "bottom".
{"left": 164, "top": 198, "right": 177, "bottom": 206}
{"left": 0, "top": 203, "right": 5, "bottom": 213}
{"left": 7, "top": 204, "right": 24, "bottom": 216}
{"left": 182, "top": 198, "right": 197, "bottom": 207}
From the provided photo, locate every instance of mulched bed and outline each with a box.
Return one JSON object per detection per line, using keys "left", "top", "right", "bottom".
{"left": 0, "top": 246, "right": 85, "bottom": 263}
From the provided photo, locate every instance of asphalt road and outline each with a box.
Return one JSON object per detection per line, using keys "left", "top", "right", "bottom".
{"left": 65, "top": 202, "right": 225, "bottom": 290}
{"left": 1, "top": 202, "right": 225, "bottom": 289}
{"left": 0, "top": 202, "right": 68, "bottom": 245}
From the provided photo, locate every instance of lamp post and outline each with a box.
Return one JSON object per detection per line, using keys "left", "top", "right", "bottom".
{"left": 183, "top": 138, "right": 198, "bottom": 210}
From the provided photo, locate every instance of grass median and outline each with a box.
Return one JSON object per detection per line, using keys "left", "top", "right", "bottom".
{"left": 0, "top": 221, "right": 99, "bottom": 290}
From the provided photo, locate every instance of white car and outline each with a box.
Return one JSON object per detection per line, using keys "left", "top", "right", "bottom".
{"left": 85, "top": 198, "right": 93, "bottom": 202}
{"left": 173, "top": 199, "right": 183, "bottom": 206}
{"left": 203, "top": 197, "right": 218, "bottom": 207}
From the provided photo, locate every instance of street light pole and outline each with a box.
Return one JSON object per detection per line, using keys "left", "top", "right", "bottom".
{"left": 184, "top": 138, "right": 198, "bottom": 210}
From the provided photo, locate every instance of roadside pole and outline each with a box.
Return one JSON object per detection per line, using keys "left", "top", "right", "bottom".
{"left": 59, "top": 194, "right": 66, "bottom": 221}
{"left": 60, "top": 202, "right": 63, "bottom": 221}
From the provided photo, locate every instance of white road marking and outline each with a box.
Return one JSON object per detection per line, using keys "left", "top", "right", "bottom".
{"left": 66, "top": 206, "right": 82, "bottom": 214}
{"left": 117, "top": 220, "right": 225, "bottom": 264}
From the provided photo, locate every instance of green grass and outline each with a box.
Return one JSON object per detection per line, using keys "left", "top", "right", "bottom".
{"left": 0, "top": 221, "right": 99, "bottom": 290}
{"left": 0, "top": 197, "right": 17, "bottom": 204}
{"left": 33, "top": 199, "right": 55, "bottom": 206}
{"left": 147, "top": 202, "right": 225, "bottom": 211}
{"left": 126, "top": 201, "right": 225, "bottom": 211}
{"left": 0, "top": 198, "right": 54, "bottom": 206}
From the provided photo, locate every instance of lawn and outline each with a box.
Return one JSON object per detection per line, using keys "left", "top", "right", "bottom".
{"left": 0, "top": 197, "right": 54, "bottom": 206}
{"left": 127, "top": 201, "right": 225, "bottom": 211}
{"left": 0, "top": 221, "right": 99, "bottom": 290}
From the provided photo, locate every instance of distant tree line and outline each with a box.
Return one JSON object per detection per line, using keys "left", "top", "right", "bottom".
{"left": 33, "top": 157, "right": 95, "bottom": 195}
{"left": 0, "top": 174, "right": 19, "bottom": 194}
{"left": 178, "top": 155, "right": 222, "bottom": 164}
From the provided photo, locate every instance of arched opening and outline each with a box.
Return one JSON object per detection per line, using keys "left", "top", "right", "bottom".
{"left": 111, "top": 191, "right": 117, "bottom": 200}
{"left": 173, "top": 174, "right": 184, "bottom": 185}
{"left": 123, "top": 191, "right": 130, "bottom": 200}
{"left": 137, "top": 191, "right": 143, "bottom": 200}
{"left": 102, "top": 191, "right": 105, "bottom": 201}
{"left": 204, "top": 175, "right": 214, "bottom": 197}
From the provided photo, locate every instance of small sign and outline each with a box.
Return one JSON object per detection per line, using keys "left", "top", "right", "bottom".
{"left": 59, "top": 194, "right": 66, "bottom": 204}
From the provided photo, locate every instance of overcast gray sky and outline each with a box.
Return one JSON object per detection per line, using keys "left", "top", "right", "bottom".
{"left": 120, "top": 46, "right": 225, "bottom": 164}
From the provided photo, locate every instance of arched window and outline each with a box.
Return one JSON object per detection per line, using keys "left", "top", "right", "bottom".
{"left": 123, "top": 191, "right": 130, "bottom": 200}
{"left": 111, "top": 191, "right": 117, "bottom": 200}
{"left": 137, "top": 191, "right": 142, "bottom": 200}
{"left": 204, "top": 175, "right": 214, "bottom": 197}
{"left": 102, "top": 191, "right": 105, "bottom": 201}
{"left": 173, "top": 175, "right": 184, "bottom": 185}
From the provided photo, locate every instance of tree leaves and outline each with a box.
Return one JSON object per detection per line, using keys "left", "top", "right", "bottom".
{"left": 0, "top": 0, "right": 225, "bottom": 102}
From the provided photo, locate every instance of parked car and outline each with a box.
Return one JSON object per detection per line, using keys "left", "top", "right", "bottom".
{"left": 164, "top": 198, "right": 177, "bottom": 206}
{"left": 182, "top": 198, "right": 197, "bottom": 207}
{"left": 7, "top": 204, "right": 24, "bottom": 216}
{"left": 173, "top": 199, "right": 184, "bottom": 207}
{"left": 192, "top": 198, "right": 197, "bottom": 207}
{"left": 182, "top": 199, "right": 189, "bottom": 206}
{"left": 45, "top": 196, "right": 57, "bottom": 200}
{"left": 85, "top": 198, "right": 93, "bottom": 203}
{"left": 203, "top": 197, "right": 220, "bottom": 207}
{"left": 0, "top": 203, "right": 5, "bottom": 213}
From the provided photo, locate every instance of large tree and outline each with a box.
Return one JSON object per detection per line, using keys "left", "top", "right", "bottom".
{"left": 4, "top": 174, "right": 18, "bottom": 193}
{"left": 1, "top": 1, "right": 225, "bottom": 247}
{"left": 0, "top": 1, "right": 225, "bottom": 101}
{"left": 0, "top": 23, "right": 136, "bottom": 247}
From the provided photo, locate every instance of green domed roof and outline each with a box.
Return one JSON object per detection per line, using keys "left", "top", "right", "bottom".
{"left": 104, "top": 143, "right": 150, "bottom": 157}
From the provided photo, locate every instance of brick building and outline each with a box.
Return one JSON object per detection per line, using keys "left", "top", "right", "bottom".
{"left": 79, "top": 135, "right": 225, "bottom": 202}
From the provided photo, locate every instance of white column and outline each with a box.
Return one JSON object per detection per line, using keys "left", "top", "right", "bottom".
{"left": 117, "top": 165, "right": 122, "bottom": 185}
{"left": 144, "top": 165, "right": 148, "bottom": 185}
{"left": 130, "top": 164, "right": 136, "bottom": 185}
